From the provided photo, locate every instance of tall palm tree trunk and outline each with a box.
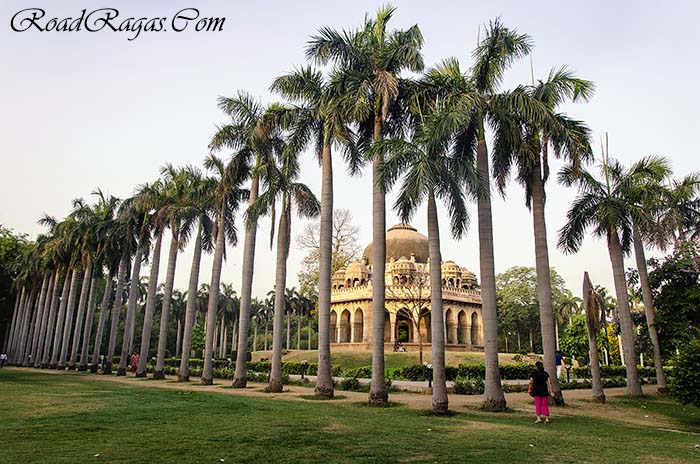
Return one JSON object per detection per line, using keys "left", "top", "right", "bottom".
{"left": 264, "top": 320, "right": 269, "bottom": 351}
{"left": 202, "top": 210, "right": 226, "bottom": 385}
{"left": 253, "top": 322, "right": 258, "bottom": 352}
{"left": 136, "top": 232, "right": 163, "bottom": 377}
{"left": 175, "top": 316, "right": 182, "bottom": 357}
{"left": 69, "top": 261, "right": 93, "bottom": 369}
{"left": 105, "top": 255, "right": 128, "bottom": 374}
{"left": 91, "top": 272, "right": 114, "bottom": 373}
{"left": 41, "top": 273, "right": 61, "bottom": 368}
{"left": 58, "top": 269, "right": 81, "bottom": 369}
{"left": 269, "top": 203, "right": 291, "bottom": 393}
{"left": 476, "top": 138, "right": 507, "bottom": 410}
{"left": 28, "top": 274, "right": 49, "bottom": 367}
{"left": 14, "top": 289, "right": 30, "bottom": 363}
{"left": 50, "top": 271, "right": 72, "bottom": 369}
{"left": 154, "top": 228, "right": 180, "bottom": 378}
{"left": 3, "top": 291, "right": 21, "bottom": 354}
{"left": 582, "top": 272, "right": 605, "bottom": 403}
{"left": 632, "top": 227, "right": 668, "bottom": 392}
{"left": 427, "top": 194, "right": 448, "bottom": 415}
{"left": 20, "top": 290, "right": 39, "bottom": 366}
{"left": 297, "top": 312, "right": 301, "bottom": 350}
{"left": 531, "top": 166, "right": 564, "bottom": 405}
{"left": 7, "top": 288, "right": 23, "bottom": 361}
{"left": 118, "top": 248, "right": 144, "bottom": 376}
{"left": 222, "top": 317, "right": 228, "bottom": 358}
{"left": 178, "top": 223, "right": 203, "bottom": 382}
{"left": 286, "top": 310, "right": 291, "bottom": 350}
{"left": 234, "top": 173, "right": 260, "bottom": 388}
{"left": 369, "top": 117, "right": 388, "bottom": 405}
{"left": 608, "top": 229, "right": 643, "bottom": 397}
{"left": 34, "top": 272, "right": 55, "bottom": 368}
{"left": 308, "top": 314, "right": 311, "bottom": 350}
{"left": 78, "top": 276, "right": 99, "bottom": 371}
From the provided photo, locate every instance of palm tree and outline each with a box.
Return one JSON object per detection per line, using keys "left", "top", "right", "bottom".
{"left": 622, "top": 157, "right": 674, "bottom": 392}
{"left": 67, "top": 198, "right": 103, "bottom": 370}
{"left": 117, "top": 184, "right": 157, "bottom": 376}
{"left": 307, "top": 4, "right": 424, "bottom": 405}
{"left": 492, "top": 67, "right": 594, "bottom": 405}
{"left": 270, "top": 66, "right": 361, "bottom": 397}
{"left": 209, "top": 91, "right": 274, "bottom": 389}
{"left": 247, "top": 140, "right": 320, "bottom": 392}
{"left": 134, "top": 179, "right": 168, "bottom": 378}
{"left": 178, "top": 170, "right": 215, "bottom": 382}
{"left": 423, "top": 21, "right": 536, "bottom": 409}
{"left": 582, "top": 272, "right": 605, "bottom": 403}
{"left": 379, "top": 101, "right": 481, "bottom": 415}
{"left": 556, "top": 291, "right": 581, "bottom": 348}
{"left": 200, "top": 154, "right": 249, "bottom": 385}
{"left": 558, "top": 156, "right": 669, "bottom": 397}
{"left": 655, "top": 174, "right": 700, "bottom": 246}
{"left": 90, "top": 192, "right": 122, "bottom": 373}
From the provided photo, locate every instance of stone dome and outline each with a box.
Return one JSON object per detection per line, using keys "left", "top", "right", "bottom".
{"left": 363, "top": 224, "right": 429, "bottom": 266}
{"left": 346, "top": 261, "right": 370, "bottom": 276}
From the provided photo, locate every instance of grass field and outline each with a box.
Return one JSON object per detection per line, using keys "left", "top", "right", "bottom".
{"left": 251, "top": 349, "right": 529, "bottom": 370}
{"left": 1, "top": 368, "right": 698, "bottom": 463}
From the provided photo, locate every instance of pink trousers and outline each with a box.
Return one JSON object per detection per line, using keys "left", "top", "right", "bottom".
{"left": 534, "top": 395, "right": 550, "bottom": 416}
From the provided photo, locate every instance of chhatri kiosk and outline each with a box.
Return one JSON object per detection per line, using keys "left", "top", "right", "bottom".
{"left": 330, "top": 224, "right": 483, "bottom": 351}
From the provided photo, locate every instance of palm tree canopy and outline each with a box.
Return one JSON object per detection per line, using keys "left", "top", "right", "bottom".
{"left": 557, "top": 156, "right": 671, "bottom": 254}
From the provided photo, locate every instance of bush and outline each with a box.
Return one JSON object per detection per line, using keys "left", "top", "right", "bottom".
{"left": 453, "top": 376, "right": 484, "bottom": 395}
{"left": 670, "top": 337, "right": 700, "bottom": 408}
{"left": 339, "top": 377, "right": 363, "bottom": 392}
{"left": 345, "top": 366, "right": 372, "bottom": 379}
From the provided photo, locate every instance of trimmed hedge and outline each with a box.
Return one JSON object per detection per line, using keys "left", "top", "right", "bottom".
{"left": 393, "top": 363, "right": 536, "bottom": 381}
{"left": 572, "top": 365, "right": 673, "bottom": 379}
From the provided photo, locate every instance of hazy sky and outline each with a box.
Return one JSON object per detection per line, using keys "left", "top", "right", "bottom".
{"left": 1, "top": 0, "right": 698, "bottom": 300}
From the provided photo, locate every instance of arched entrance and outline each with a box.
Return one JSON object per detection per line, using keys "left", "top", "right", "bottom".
{"left": 445, "top": 308, "right": 455, "bottom": 344}
{"left": 340, "top": 309, "right": 351, "bottom": 343}
{"left": 396, "top": 309, "right": 413, "bottom": 343}
{"left": 471, "top": 312, "right": 481, "bottom": 346}
{"left": 353, "top": 308, "right": 363, "bottom": 342}
{"left": 330, "top": 311, "right": 337, "bottom": 343}
{"left": 457, "top": 310, "right": 467, "bottom": 345}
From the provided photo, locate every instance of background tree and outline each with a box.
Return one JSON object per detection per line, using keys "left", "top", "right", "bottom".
{"left": 296, "top": 209, "right": 362, "bottom": 297}
{"left": 496, "top": 266, "right": 569, "bottom": 353}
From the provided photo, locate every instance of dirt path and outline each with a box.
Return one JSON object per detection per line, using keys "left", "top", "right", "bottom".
{"left": 9, "top": 367, "right": 676, "bottom": 428}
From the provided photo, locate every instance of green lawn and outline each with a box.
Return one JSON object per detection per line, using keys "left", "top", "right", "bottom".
{"left": 253, "top": 348, "right": 527, "bottom": 370}
{"left": 1, "top": 369, "right": 698, "bottom": 463}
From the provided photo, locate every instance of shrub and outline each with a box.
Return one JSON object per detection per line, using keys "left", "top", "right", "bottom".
{"left": 670, "top": 337, "right": 700, "bottom": 408}
{"left": 339, "top": 377, "right": 363, "bottom": 391}
{"left": 453, "top": 376, "right": 484, "bottom": 395}
{"left": 345, "top": 366, "right": 372, "bottom": 379}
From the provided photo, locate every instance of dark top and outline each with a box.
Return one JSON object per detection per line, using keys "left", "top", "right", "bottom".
{"left": 555, "top": 352, "right": 564, "bottom": 366}
{"left": 530, "top": 369, "right": 550, "bottom": 397}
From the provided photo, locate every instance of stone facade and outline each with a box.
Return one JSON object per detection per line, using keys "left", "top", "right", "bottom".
{"left": 330, "top": 224, "right": 483, "bottom": 351}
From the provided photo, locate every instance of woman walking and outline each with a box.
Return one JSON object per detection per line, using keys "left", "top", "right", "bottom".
{"left": 528, "top": 361, "right": 555, "bottom": 423}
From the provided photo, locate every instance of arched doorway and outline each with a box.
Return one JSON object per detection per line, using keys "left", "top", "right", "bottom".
{"left": 457, "top": 310, "right": 467, "bottom": 345}
{"left": 330, "top": 311, "right": 337, "bottom": 343}
{"left": 383, "top": 311, "right": 391, "bottom": 342}
{"left": 340, "top": 309, "right": 351, "bottom": 343}
{"left": 419, "top": 309, "right": 431, "bottom": 343}
{"left": 396, "top": 309, "right": 413, "bottom": 343}
{"left": 471, "top": 312, "right": 481, "bottom": 346}
{"left": 353, "top": 308, "right": 363, "bottom": 342}
{"left": 445, "top": 308, "right": 455, "bottom": 344}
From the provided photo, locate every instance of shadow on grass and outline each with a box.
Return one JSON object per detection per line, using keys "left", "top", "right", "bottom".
{"left": 299, "top": 394, "right": 348, "bottom": 401}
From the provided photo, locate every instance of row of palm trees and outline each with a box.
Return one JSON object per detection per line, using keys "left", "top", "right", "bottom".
{"left": 4, "top": 6, "right": 699, "bottom": 415}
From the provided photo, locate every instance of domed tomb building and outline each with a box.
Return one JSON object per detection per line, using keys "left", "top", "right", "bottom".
{"left": 330, "top": 224, "right": 483, "bottom": 351}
